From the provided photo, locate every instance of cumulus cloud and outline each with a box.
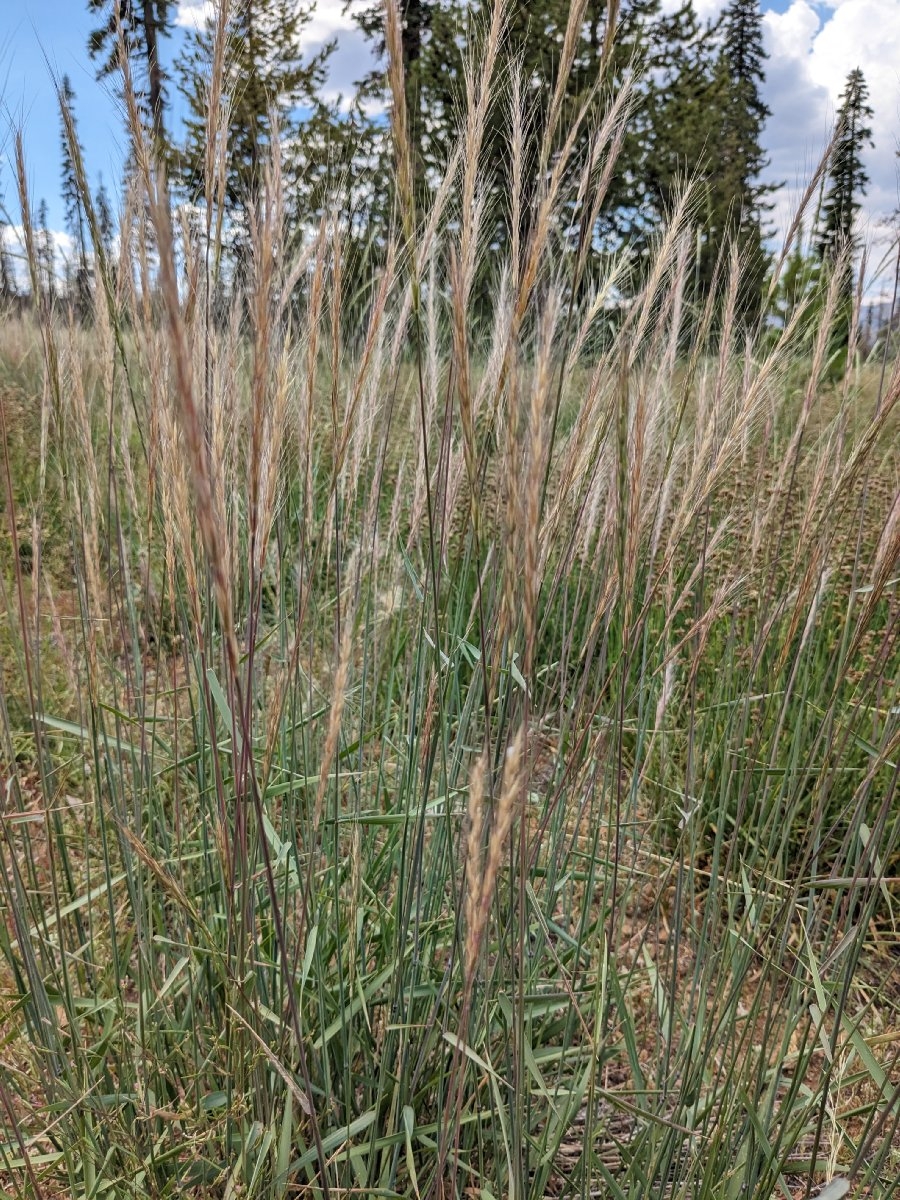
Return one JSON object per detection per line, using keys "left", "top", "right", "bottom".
{"left": 0, "top": 224, "right": 75, "bottom": 290}
{"left": 661, "top": 0, "right": 727, "bottom": 20}
{"left": 304, "top": 0, "right": 360, "bottom": 42}
{"left": 176, "top": 1, "right": 214, "bottom": 30}
{"left": 304, "top": 2, "right": 377, "bottom": 106}
{"left": 762, "top": 3, "right": 832, "bottom": 226}
{"left": 2, "top": 224, "right": 73, "bottom": 259}
{"left": 176, "top": 0, "right": 360, "bottom": 41}
{"left": 762, "top": 0, "right": 900, "bottom": 286}
{"left": 689, "top": 0, "right": 728, "bottom": 20}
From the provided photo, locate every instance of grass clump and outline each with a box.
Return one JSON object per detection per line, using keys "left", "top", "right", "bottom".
{"left": 1, "top": 3, "right": 899, "bottom": 1197}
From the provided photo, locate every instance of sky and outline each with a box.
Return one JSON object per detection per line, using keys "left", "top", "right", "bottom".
{"left": 2, "top": 0, "right": 899, "bottom": 295}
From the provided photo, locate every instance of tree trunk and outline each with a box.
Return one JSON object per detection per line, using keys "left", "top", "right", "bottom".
{"left": 401, "top": 0, "right": 425, "bottom": 198}
{"left": 141, "top": 0, "right": 166, "bottom": 149}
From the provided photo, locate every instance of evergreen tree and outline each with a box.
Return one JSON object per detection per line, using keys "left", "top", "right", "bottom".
{"left": 816, "top": 68, "right": 874, "bottom": 352}
{"left": 95, "top": 176, "right": 116, "bottom": 259}
{"left": 0, "top": 238, "right": 13, "bottom": 302}
{"left": 176, "top": 0, "right": 332, "bottom": 214}
{"left": 351, "top": 0, "right": 456, "bottom": 209}
{"left": 817, "top": 68, "right": 873, "bottom": 265}
{"left": 643, "top": 5, "right": 719, "bottom": 223}
{"left": 87, "top": 1, "right": 173, "bottom": 150}
{"left": 59, "top": 75, "right": 92, "bottom": 314}
{"left": 592, "top": 0, "right": 717, "bottom": 246}
{"left": 346, "top": 0, "right": 774, "bottom": 316}
{"left": 36, "top": 200, "right": 56, "bottom": 307}
{"left": 702, "top": 0, "right": 774, "bottom": 322}
{"left": 770, "top": 221, "right": 824, "bottom": 332}
{"left": 351, "top": 0, "right": 711, "bottom": 288}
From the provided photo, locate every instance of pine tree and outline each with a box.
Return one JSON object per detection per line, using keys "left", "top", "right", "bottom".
{"left": 354, "top": 2, "right": 430, "bottom": 144}
{"left": 815, "top": 68, "right": 874, "bottom": 352}
{"left": 59, "top": 75, "right": 92, "bottom": 315}
{"left": 36, "top": 200, "right": 56, "bottom": 307}
{"left": 770, "top": 221, "right": 824, "bottom": 333}
{"left": 95, "top": 176, "right": 116, "bottom": 259}
{"left": 351, "top": 0, "right": 709, "bottom": 287}
{"left": 702, "top": 0, "right": 774, "bottom": 322}
{"left": 0, "top": 238, "right": 13, "bottom": 302}
{"left": 644, "top": 4, "right": 720, "bottom": 224}
{"left": 351, "top": 0, "right": 457, "bottom": 208}
{"left": 87, "top": 1, "right": 173, "bottom": 150}
{"left": 817, "top": 68, "right": 873, "bottom": 266}
{"left": 347, "top": 0, "right": 771, "bottom": 312}
{"left": 176, "top": 0, "right": 332, "bottom": 215}
{"left": 597, "top": 0, "right": 715, "bottom": 240}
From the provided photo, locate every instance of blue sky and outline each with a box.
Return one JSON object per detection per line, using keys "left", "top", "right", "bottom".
{"left": 2, "top": 2, "right": 128, "bottom": 219}
{"left": 2, "top": 0, "right": 899, "bottom": 293}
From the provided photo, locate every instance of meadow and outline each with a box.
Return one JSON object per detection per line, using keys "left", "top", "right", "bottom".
{"left": 1, "top": 6, "right": 899, "bottom": 1197}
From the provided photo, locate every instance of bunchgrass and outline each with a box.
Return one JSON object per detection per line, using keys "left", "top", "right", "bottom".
{"left": 1, "top": 2, "right": 899, "bottom": 1197}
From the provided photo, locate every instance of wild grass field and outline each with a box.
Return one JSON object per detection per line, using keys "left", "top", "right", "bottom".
{"left": 1, "top": 4, "right": 900, "bottom": 1198}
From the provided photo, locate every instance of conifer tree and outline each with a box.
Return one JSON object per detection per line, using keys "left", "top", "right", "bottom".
{"left": 770, "top": 221, "right": 824, "bottom": 332}
{"left": 703, "top": 0, "right": 773, "bottom": 321}
{"left": 59, "top": 75, "right": 92, "bottom": 314}
{"left": 599, "top": 0, "right": 714, "bottom": 238}
{"left": 351, "top": 0, "right": 461, "bottom": 209}
{"left": 87, "top": 1, "right": 173, "bottom": 150}
{"left": 644, "top": 4, "right": 719, "bottom": 222}
{"left": 0, "top": 240, "right": 13, "bottom": 303}
{"left": 36, "top": 200, "right": 56, "bottom": 307}
{"left": 351, "top": 0, "right": 711, "bottom": 288}
{"left": 348, "top": 0, "right": 461, "bottom": 243}
{"left": 817, "top": 68, "right": 873, "bottom": 266}
{"left": 95, "top": 177, "right": 116, "bottom": 259}
{"left": 177, "top": 0, "right": 332, "bottom": 214}
{"left": 816, "top": 68, "right": 874, "bottom": 350}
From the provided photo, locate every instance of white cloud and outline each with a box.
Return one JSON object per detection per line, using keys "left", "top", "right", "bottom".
{"left": 0, "top": 224, "right": 75, "bottom": 290}
{"left": 693, "top": 0, "right": 729, "bottom": 21}
{"left": 763, "top": 0, "right": 900, "bottom": 290}
{"left": 763, "top": 3, "right": 831, "bottom": 224}
{"left": 2, "top": 224, "right": 73, "bottom": 259}
{"left": 304, "top": 2, "right": 376, "bottom": 106}
{"left": 660, "top": 0, "right": 727, "bottom": 21}
{"left": 176, "top": 0, "right": 359, "bottom": 39}
{"left": 176, "top": 1, "right": 215, "bottom": 30}
{"left": 654, "top": 0, "right": 899, "bottom": 285}
{"left": 304, "top": 0, "right": 359, "bottom": 43}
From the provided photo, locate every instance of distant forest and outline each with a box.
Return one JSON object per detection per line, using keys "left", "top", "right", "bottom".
{"left": 0, "top": 0, "right": 880, "bottom": 334}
